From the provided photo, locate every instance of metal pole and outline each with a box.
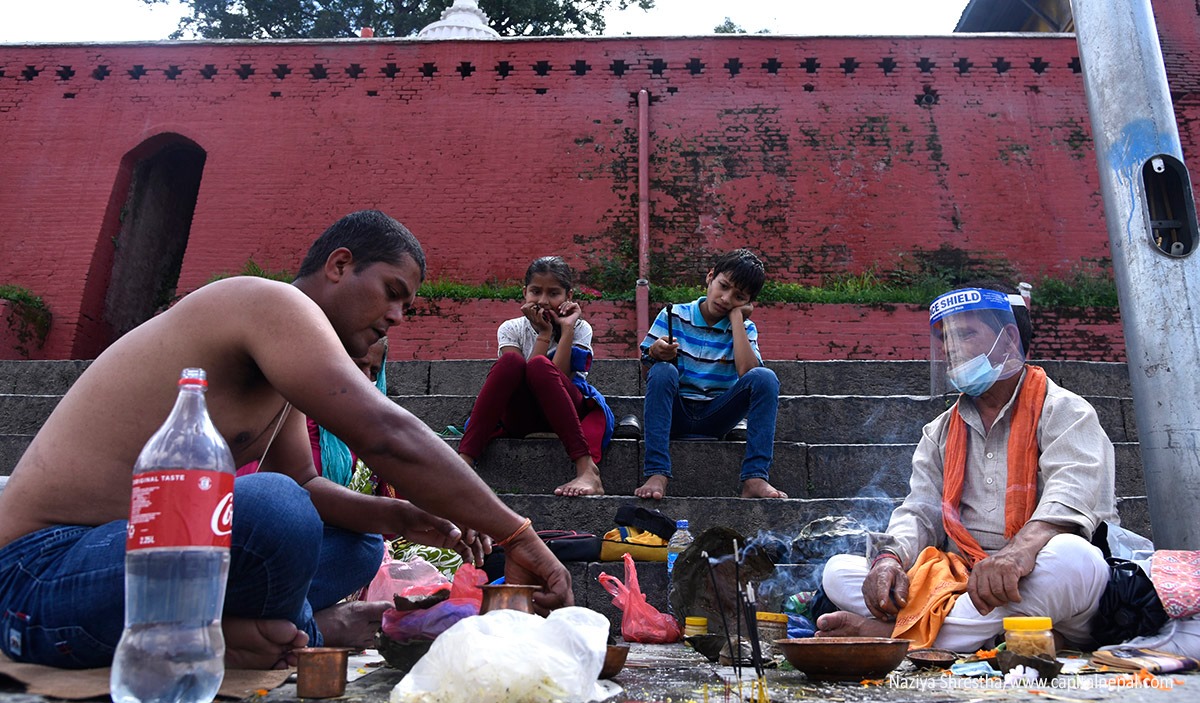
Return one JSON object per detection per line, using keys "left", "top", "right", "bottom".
{"left": 1073, "top": 0, "right": 1200, "bottom": 549}
{"left": 636, "top": 89, "right": 651, "bottom": 339}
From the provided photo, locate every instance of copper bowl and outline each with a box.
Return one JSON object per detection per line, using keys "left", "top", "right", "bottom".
{"left": 776, "top": 637, "right": 910, "bottom": 681}
{"left": 907, "top": 648, "right": 959, "bottom": 670}
{"left": 599, "top": 644, "right": 629, "bottom": 679}
{"left": 479, "top": 584, "right": 538, "bottom": 614}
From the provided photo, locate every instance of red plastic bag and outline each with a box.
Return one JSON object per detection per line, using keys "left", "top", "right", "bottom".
{"left": 447, "top": 563, "right": 487, "bottom": 608}
{"left": 598, "top": 552, "right": 682, "bottom": 643}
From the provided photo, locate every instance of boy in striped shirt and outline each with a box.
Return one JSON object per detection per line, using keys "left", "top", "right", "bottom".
{"left": 635, "top": 249, "right": 785, "bottom": 500}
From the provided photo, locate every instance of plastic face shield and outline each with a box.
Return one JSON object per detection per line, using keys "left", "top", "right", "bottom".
{"left": 929, "top": 288, "right": 1027, "bottom": 398}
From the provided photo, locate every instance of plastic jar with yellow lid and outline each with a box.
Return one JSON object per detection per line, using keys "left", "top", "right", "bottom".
{"left": 755, "top": 612, "right": 789, "bottom": 657}
{"left": 1003, "top": 616, "right": 1055, "bottom": 658}
{"left": 683, "top": 616, "right": 709, "bottom": 637}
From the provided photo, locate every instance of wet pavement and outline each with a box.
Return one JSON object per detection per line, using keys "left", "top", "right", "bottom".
{"left": 1, "top": 642, "right": 1191, "bottom": 702}
{"left": 252, "top": 642, "right": 1191, "bottom": 703}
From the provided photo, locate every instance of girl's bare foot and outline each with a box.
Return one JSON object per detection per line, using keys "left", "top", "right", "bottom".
{"left": 314, "top": 600, "right": 391, "bottom": 650}
{"left": 815, "top": 611, "right": 894, "bottom": 638}
{"left": 634, "top": 474, "right": 669, "bottom": 500}
{"left": 554, "top": 459, "right": 604, "bottom": 496}
{"left": 740, "top": 478, "right": 788, "bottom": 498}
{"left": 223, "top": 618, "right": 308, "bottom": 670}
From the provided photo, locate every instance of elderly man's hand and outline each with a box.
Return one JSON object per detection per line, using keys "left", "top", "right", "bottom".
{"left": 862, "top": 555, "right": 909, "bottom": 621}
{"left": 967, "top": 548, "right": 1035, "bottom": 614}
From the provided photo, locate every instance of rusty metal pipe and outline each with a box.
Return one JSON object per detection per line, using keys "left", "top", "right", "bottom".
{"left": 636, "top": 89, "right": 651, "bottom": 340}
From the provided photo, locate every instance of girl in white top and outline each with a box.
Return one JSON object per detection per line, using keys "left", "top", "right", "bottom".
{"left": 457, "top": 257, "right": 614, "bottom": 496}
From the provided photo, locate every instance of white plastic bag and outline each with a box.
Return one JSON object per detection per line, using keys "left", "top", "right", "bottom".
{"left": 390, "top": 607, "right": 615, "bottom": 703}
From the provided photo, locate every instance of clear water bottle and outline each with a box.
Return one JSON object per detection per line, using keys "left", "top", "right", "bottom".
{"left": 666, "top": 519, "right": 694, "bottom": 614}
{"left": 111, "top": 368, "right": 236, "bottom": 703}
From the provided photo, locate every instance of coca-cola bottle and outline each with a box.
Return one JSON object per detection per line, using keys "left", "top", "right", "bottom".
{"left": 111, "top": 368, "right": 236, "bottom": 703}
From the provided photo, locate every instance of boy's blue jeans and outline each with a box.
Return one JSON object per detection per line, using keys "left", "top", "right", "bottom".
{"left": 642, "top": 363, "right": 780, "bottom": 481}
{"left": 0, "top": 472, "right": 382, "bottom": 668}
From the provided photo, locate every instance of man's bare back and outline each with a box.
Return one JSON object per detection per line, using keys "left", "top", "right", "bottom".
{"left": 0, "top": 277, "right": 321, "bottom": 548}
{"left": 0, "top": 215, "right": 574, "bottom": 670}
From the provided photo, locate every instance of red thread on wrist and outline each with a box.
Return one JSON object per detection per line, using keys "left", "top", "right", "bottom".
{"left": 496, "top": 517, "right": 533, "bottom": 548}
{"left": 871, "top": 552, "right": 901, "bottom": 569}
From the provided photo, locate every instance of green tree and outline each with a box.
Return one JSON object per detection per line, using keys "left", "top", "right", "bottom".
{"left": 713, "top": 16, "right": 744, "bottom": 34}
{"left": 145, "top": 0, "right": 655, "bottom": 39}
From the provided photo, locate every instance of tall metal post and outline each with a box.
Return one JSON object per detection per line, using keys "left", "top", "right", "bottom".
{"left": 1073, "top": 0, "right": 1200, "bottom": 548}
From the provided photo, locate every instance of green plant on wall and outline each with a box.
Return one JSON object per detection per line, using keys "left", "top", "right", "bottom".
{"left": 0, "top": 285, "right": 52, "bottom": 358}
{"left": 199, "top": 247, "right": 1116, "bottom": 308}
{"left": 206, "top": 259, "right": 295, "bottom": 285}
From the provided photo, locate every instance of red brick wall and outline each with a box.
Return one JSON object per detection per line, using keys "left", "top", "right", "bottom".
{"left": 395, "top": 299, "right": 1125, "bottom": 362}
{"left": 0, "top": 1, "right": 1194, "bottom": 359}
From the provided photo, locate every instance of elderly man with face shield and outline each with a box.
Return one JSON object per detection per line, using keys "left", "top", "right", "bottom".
{"left": 815, "top": 282, "right": 1118, "bottom": 652}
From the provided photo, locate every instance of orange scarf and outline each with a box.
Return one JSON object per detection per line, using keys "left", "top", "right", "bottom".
{"left": 942, "top": 365, "right": 1047, "bottom": 566}
{"left": 892, "top": 547, "right": 971, "bottom": 648}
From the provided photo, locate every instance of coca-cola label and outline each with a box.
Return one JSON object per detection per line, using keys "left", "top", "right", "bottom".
{"left": 126, "top": 470, "right": 234, "bottom": 550}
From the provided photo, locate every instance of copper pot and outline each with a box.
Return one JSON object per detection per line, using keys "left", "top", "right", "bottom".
{"left": 479, "top": 584, "right": 538, "bottom": 614}
{"left": 295, "top": 647, "right": 352, "bottom": 698}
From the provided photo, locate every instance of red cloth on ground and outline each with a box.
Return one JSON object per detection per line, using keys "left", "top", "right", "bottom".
{"left": 459, "top": 353, "right": 606, "bottom": 462}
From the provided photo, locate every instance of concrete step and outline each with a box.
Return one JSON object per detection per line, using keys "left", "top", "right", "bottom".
{"left": 495, "top": 494, "right": 1153, "bottom": 550}
{"left": 0, "top": 359, "right": 1134, "bottom": 398}
{"left": 0, "top": 391, "right": 1138, "bottom": 444}
{"left": 0, "top": 432, "right": 1146, "bottom": 502}
{"left": 410, "top": 358, "right": 1134, "bottom": 398}
{"left": 297, "top": 392, "right": 1141, "bottom": 445}
{"left": 452, "top": 437, "right": 1147, "bottom": 500}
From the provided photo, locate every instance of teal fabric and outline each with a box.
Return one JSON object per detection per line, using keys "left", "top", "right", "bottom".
{"left": 319, "top": 355, "right": 389, "bottom": 487}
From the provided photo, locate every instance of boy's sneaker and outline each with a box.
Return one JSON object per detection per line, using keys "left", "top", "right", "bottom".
{"left": 724, "top": 419, "right": 748, "bottom": 441}
{"left": 613, "top": 414, "right": 643, "bottom": 439}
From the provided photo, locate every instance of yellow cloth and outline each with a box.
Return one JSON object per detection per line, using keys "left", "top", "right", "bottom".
{"left": 600, "top": 526, "right": 668, "bottom": 562}
{"left": 891, "top": 547, "right": 971, "bottom": 649}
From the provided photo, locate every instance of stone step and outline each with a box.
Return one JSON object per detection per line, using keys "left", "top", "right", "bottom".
{"left": 454, "top": 437, "right": 1147, "bottom": 499}
{"left": 1, "top": 392, "right": 1137, "bottom": 443}
{"left": 0, "top": 432, "right": 1146, "bottom": 502}
{"left": 0, "top": 359, "right": 1134, "bottom": 398}
{"left": 495, "top": 494, "right": 1153, "bottom": 550}
{"left": 285, "top": 392, "right": 1142, "bottom": 444}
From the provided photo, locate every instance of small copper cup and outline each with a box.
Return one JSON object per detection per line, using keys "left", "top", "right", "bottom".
{"left": 479, "top": 584, "right": 538, "bottom": 614}
{"left": 296, "top": 647, "right": 352, "bottom": 698}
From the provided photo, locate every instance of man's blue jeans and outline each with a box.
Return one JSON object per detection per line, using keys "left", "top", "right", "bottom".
{"left": 642, "top": 363, "right": 780, "bottom": 481}
{"left": 0, "top": 472, "right": 382, "bottom": 668}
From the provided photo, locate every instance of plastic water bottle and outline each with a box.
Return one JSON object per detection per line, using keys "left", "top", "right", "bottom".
{"left": 666, "top": 519, "right": 694, "bottom": 614}
{"left": 111, "top": 368, "right": 236, "bottom": 703}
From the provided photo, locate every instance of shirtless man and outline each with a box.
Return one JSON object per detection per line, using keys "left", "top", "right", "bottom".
{"left": 0, "top": 210, "right": 572, "bottom": 670}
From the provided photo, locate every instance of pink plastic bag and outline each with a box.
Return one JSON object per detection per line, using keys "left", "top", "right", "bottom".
{"left": 363, "top": 553, "right": 451, "bottom": 603}
{"left": 598, "top": 553, "right": 682, "bottom": 643}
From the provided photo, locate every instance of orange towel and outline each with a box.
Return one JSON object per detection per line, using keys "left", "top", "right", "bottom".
{"left": 942, "top": 365, "right": 1047, "bottom": 566}
{"left": 891, "top": 547, "right": 971, "bottom": 648}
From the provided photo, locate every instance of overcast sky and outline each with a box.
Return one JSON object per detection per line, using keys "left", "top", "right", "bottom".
{"left": 0, "top": 0, "right": 968, "bottom": 43}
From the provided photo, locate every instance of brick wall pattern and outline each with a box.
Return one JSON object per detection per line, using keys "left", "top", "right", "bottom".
{"left": 0, "top": 1, "right": 1195, "bottom": 359}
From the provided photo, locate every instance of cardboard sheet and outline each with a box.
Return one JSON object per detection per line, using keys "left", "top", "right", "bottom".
{"left": 0, "top": 653, "right": 291, "bottom": 700}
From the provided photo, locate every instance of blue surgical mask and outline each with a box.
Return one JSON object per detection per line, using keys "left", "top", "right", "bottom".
{"left": 947, "top": 333, "right": 1006, "bottom": 396}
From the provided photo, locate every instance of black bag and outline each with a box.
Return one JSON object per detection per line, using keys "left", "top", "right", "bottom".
{"left": 614, "top": 504, "right": 677, "bottom": 541}
{"left": 482, "top": 530, "right": 602, "bottom": 581}
{"left": 1090, "top": 557, "right": 1169, "bottom": 646}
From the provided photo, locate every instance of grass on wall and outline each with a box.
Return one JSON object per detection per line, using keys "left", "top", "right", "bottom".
{"left": 0, "top": 284, "right": 52, "bottom": 355}
{"left": 203, "top": 250, "right": 1119, "bottom": 309}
